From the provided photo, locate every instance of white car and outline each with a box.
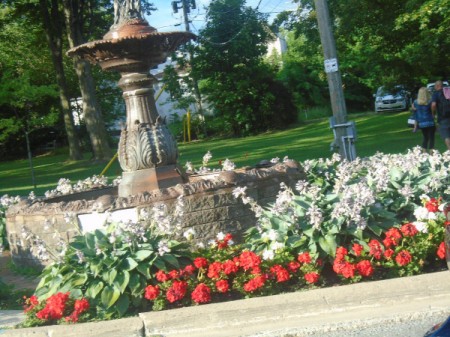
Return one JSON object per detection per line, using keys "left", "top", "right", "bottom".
{"left": 374, "top": 85, "right": 409, "bottom": 113}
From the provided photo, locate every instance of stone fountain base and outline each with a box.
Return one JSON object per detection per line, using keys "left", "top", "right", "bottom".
{"left": 5, "top": 162, "right": 305, "bottom": 268}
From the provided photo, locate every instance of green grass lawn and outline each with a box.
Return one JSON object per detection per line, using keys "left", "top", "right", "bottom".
{"left": 0, "top": 110, "right": 445, "bottom": 196}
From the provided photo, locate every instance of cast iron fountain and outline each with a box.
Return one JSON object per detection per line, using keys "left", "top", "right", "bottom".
{"left": 5, "top": 0, "right": 305, "bottom": 267}
{"left": 67, "top": 0, "right": 196, "bottom": 197}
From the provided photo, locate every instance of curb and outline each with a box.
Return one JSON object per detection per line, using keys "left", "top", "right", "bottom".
{"left": 1, "top": 271, "right": 450, "bottom": 337}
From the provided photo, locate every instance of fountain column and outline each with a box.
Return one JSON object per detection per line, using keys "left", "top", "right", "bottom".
{"left": 67, "top": 11, "right": 195, "bottom": 197}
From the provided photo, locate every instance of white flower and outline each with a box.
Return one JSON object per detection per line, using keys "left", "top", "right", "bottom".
{"left": 270, "top": 157, "right": 280, "bottom": 164}
{"left": 157, "top": 240, "right": 171, "bottom": 256}
{"left": 222, "top": 158, "right": 236, "bottom": 171}
{"left": 202, "top": 151, "right": 212, "bottom": 166}
{"left": 216, "top": 232, "right": 225, "bottom": 240}
{"left": 232, "top": 186, "right": 248, "bottom": 199}
{"left": 262, "top": 249, "right": 275, "bottom": 261}
{"left": 413, "top": 221, "right": 428, "bottom": 233}
{"left": 183, "top": 228, "right": 196, "bottom": 241}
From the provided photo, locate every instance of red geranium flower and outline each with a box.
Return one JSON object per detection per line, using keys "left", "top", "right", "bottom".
{"left": 166, "top": 280, "right": 188, "bottom": 303}
{"left": 182, "top": 264, "right": 196, "bottom": 276}
{"left": 297, "top": 252, "right": 312, "bottom": 264}
{"left": 191, "top": 283, "right": 211, "bottom": 304}
{"left": 400, "top": 223, "right": 418, "bottom": 237}
{"left": 425, "top": 198, "right": 439, "bottom": 212}
{"left": 144, "top": 285, "right": 160, "bottom": 300}
{"left": 73, "top": 298, "right": 90, "bottom": 314}
{"left": 155, "top": 270, "right": 170, "bottom": 283}
{"left": 287, "top": 261, "right": 301, "bottom": 273}
{"left": 223, "top": 259, "right": 239, "bottom": 275}
{"left": 24, "top": 295, "right": 39, "bottom": 313}
{"left": 243, "top": 275, "right": 266, "bottom": 292}
{"left": 270, "top": 265, "right": 290, "bottom": 283}
{"left": 333, "top": 259, "right": 346, "bottom": 274}
{"left": 193, "top": 257, "right": 209, "bottom": 269}
{"left": 304, "top": 272, "right": 320, "bottom": 284}
{"left": 207, "top": 262, "right": 223, "bottom": 279}
{"left": 383, "top": 228, "right": 402, "bottom": 247}
{"left": 341, "top": 262, "right": 356, "bottom": 279}
{"left": 437, "top": 242, "right": 446, "bottom": 260}
{"left": 384, "top": 248, "right": 395, "bottom": 260}
{"left": 36, "top": 292, "right": 70, "bottom": 321}
{"left": 168, "top": 270, "right": 179, "bottom": 280}
{"left": 356, "top": 260, "right": 374, "bottom": 277}
{"left": 368, "top": 240, "right": 383, "bottom": 260}
{"left": 335, "top": 247, "right": 348, "bottom": 260}
{"left": 395, "top": 250, "right": 412, "bottom": 266}
{"left": 239, "top": 251, "right": 261, "bottom": 271}
{"left": 215, "top": 279, "right": 230, "bottom": 293}
{"left": 352, "top": 243, "right": 364, "bottom": 257}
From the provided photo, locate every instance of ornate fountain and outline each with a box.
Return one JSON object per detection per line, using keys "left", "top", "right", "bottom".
{"left": 5, "top": 0, "right": 305, "bottom": 268}
{"left": 67, "top": 0, "right": 196, "bottom": 197}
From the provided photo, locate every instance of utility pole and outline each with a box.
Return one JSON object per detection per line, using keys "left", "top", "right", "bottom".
{"left": 314, "top": 0, "right": 356, "bottom": 160}
{"left": 172, "top": 0, "right": 207, "bottom": 135}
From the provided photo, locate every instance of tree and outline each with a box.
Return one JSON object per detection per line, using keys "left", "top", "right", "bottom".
{"left": 276, "top": 0, "right": 450, "bottom": 111}
{"left": 0, "top": 4, "right": 69, "bottom": 159}
{"left": 194, "top": 0, "right": 297, "bottom": 136}
{"left": 62, "top": 0, "right": 112, "bottom": 161}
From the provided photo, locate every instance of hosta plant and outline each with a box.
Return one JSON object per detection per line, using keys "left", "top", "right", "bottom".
{"left": 33, "top": 198, "right": 191, "bottom": 319}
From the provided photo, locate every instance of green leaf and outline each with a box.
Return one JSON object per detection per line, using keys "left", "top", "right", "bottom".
{"left": 101, "top": 285, "right": 120, "bottom": 309}
{"left": 113, "top": 270, "right": 130, "bottom": 294}
{"left": 136, "top": 263, "right": 151, "bottom": 279}
{"left": 318, "top": 234, "right": 337, "bottom": 257}
{"left": 85, "top": 280, "right": 104, "bottom": 299}
{"left": 71, "top": 273, "right": 88, "bottom": 287}
{"left": 115, "top": 294, "right": 130, "bottom": 317}
{"left": 121, "top": 257, "right": 139, "bottom": 271}
{"left": 108, "top": 269, "right": 118, "bottom": 285}
{"left": 134, "top": 250, "right": 153, "bottom": 262}
{"left": 161, "top": 254, "right": 180, "bottom": 269}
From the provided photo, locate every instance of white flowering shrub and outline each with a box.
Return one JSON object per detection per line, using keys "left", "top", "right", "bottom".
{"left": 0, "top": 195, "right": 21, "bottom": 252}
{"left": 239, "top": 148, "right": 450, "bottom": 260}
{"left": 44, "top": 175, "right": 112, "bottom": 198}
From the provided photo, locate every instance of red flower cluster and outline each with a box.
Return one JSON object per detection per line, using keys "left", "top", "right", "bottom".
{"left": 26, "top": 292, "right": 90, "bottom": 324}
{"left": 333, "top": 246, "right": 373, "bottom": 280}
{"left": 144, "top": 285, "right": 160, "bottom": 300}
{"left": 239, "top": 251, "right": 261, "bottom": 271}
{"left": 270, "top": 265, "right": 290, "bottom": 283}
{"left": 395, "top": 250, "right": 412, "bottom": 266}
{"left": 437, "top": 242, "right": 446, "bottom": 260}
{"left": 191, "top": 283, "right": 211, "bottom": 303}
{"left": 425, "top": 198, "right": 440, "bottom": 212}
{"left": 216, "top": 233, "right": 233, "bottom": 249}
{"left": 383, "top": 228, "right": 402, "bottom": 248}
{"left": 304, "top": 272, "right": 320, "bottom": 284}
{"left": 400, "top": 223, "right": 418, "bottom": 237}
{"left": 36, "top": 292, "right": 70, "bottom": 321}
{"left": 166, "top": 280, "right": 188, "bottom": 303}
{"left": 243, "top": 275, "right": 266, "bottom": 292}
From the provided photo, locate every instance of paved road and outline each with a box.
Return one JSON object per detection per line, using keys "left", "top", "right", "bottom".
{"left": 247, "top": 311, "right": 449, "bottom": 337}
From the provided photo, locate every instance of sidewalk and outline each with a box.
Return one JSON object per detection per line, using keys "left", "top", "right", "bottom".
{"left": 1, "top": 270, "right": 449, "bottom": 337}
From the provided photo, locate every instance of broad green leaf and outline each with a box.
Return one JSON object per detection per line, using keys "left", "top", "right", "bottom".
{"left": 108, "top": 269, "right": 118, "bottom": 285}
{"left": 113, "top": 270, "right": 130, "bottom": 294}
{"left": 101, "top": 285, "right": 120, "bottom": 309}
{"left": 318, "top": 234, "right": 337, "bottom": 257}
{"left": 136, "top": 263, "right": 151, "bottom": 279}
{"left": 121, "top": 257, "right": 139, "bottom": 271}
{"left": 86, "top": 280, "right": 104, "bottom": 299}
{"left": 115, "top": 294, "right": 130, "bottom": 317}
{"left": 134, "top": 250, "right": 153, "bottom": 261}
{"left": 161, "top": 254, "right": 180, "bottom": 269}
{"left": 71, "top": 273, "right": 88, "bottom": 287}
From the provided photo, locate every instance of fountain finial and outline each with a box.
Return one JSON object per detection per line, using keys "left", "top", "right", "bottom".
{"left": 113, "top": 0, "right": 143, "bottom": 26}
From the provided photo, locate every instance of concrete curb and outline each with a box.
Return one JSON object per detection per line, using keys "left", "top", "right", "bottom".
{"left": 1, "top": 271, "right": 450, "bottom": 337}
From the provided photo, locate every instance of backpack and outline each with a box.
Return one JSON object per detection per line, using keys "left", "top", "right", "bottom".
{"left": 437, "top": 88, "right": 450, "bottom": 120}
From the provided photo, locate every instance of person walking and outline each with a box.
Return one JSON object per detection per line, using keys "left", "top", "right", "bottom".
{"left": 412, "top": 87, "right": 435, "bottom": 152}
{"left": 431, "top": 80, "right": 450, "bottom": 151}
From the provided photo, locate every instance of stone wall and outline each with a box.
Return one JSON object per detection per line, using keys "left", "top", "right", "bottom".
{"left": 5, "top": 162, "right": 305, "bottom": 268}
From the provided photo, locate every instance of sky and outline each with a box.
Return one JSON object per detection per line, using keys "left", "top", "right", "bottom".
{"left": 147, "top": 0, "right": 297, "bottom": 33}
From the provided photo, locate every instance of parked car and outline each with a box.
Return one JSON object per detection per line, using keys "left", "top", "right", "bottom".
{"left": 374, "top": 85, "right": 410, "bottom": 113}
{"left": 426, "top": 81, "right": 449, "bottom": 94}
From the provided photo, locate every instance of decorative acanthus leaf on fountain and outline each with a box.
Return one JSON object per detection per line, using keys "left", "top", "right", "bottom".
{"left": 119, "top": 121, "right": 178, "bottom": 172}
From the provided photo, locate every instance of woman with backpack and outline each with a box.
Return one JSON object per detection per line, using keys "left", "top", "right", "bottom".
{"left": 412, "top": 87, "right": 435, "bottom": 152}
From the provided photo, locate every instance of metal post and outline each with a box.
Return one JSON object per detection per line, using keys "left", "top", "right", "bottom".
{"left": 314, "top": 0, "right": 353, "bottom": 160}
{"left": 25, "top": 130, "right": 37, "bottom": 189}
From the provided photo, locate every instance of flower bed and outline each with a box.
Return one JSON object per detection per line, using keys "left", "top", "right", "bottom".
{"left": 2, "top": 147, "right": 449, "bottom": 327}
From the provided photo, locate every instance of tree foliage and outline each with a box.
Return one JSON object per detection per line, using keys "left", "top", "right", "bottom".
{"left": 275, "top": 0, "right": 450, "bottom": 111}
{"left": 192, "top": 0, "right": 297, "bottom": 136}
